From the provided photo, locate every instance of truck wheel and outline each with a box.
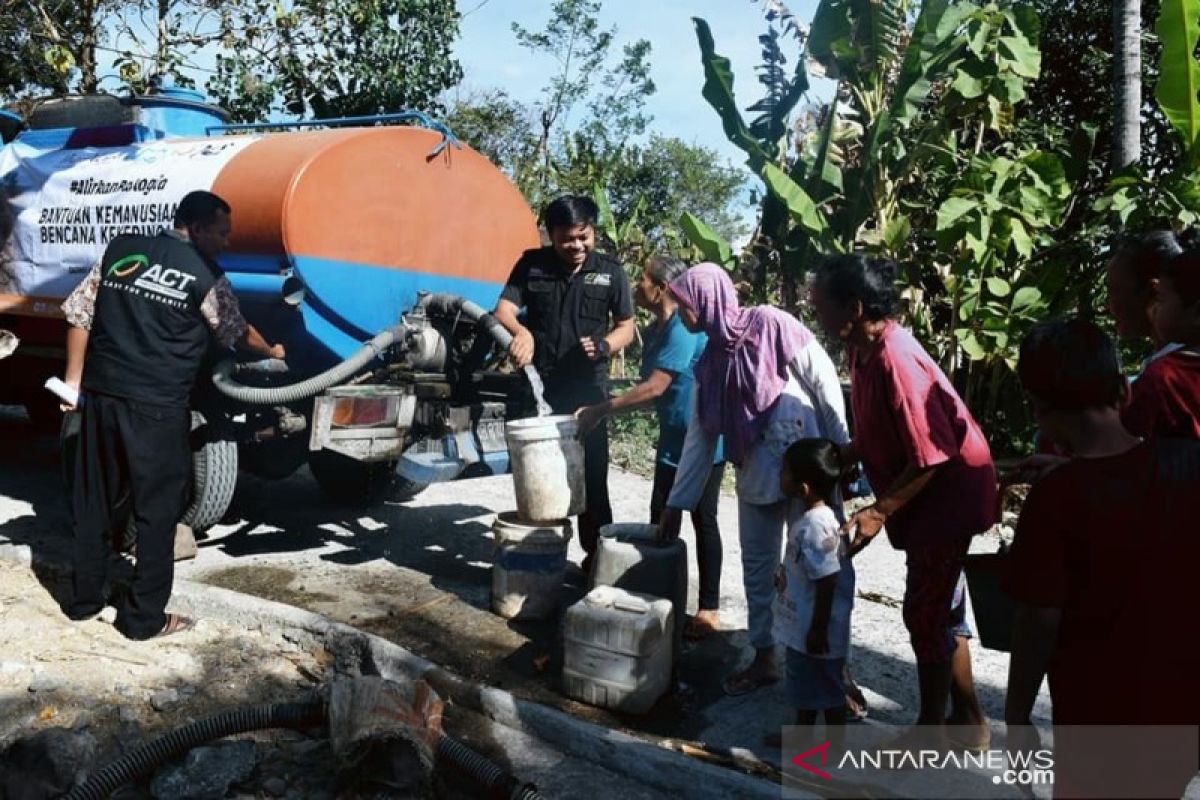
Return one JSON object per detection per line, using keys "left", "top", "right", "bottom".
{"left": 308, "top": 450, "right": 427, "bottom": 505}
{"left": 180, "top": 411, "right": 238, "bottom": 532}
{"left": 239, "top": 436, "right": 308, "bottom": 481}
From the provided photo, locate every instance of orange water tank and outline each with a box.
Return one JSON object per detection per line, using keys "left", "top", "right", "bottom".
{"left": 0, "top": 125, "right": 540, "bottom": 369}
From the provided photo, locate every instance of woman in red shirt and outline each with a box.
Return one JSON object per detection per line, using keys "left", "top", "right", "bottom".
{"left": 810, "top": 255, "right": 997, "bottom": 749}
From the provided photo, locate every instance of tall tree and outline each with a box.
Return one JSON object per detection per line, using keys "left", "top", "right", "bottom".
{"left": 0, "top": 0, "right": 72, "bottom": 98}
{"left": 1, "top": 0, "right": 234, "bottom": 101}
{"left": 108, "top": 0, "right": 228, "bottom": 92}
{"left": 444, "top": 90, "right": 537, "bottom": 174}
{"left": 1113, "top": 0, "right": 1143, "bottom": 168}
{"left": 510, "top": 0, "right": 655, "bottom": 207}
{"left": 206, "top": 0, "right": 463, "bottom": 122}
{"left": 1, "top": 0, "right": 116, "bottom": 95}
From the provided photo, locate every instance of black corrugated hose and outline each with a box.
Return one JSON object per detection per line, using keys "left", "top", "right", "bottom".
{"left": 62, "top": 700, "right": 543, "bottom": 800}
{"left": 62, "top": 701, "right": 325, "bottom": 800}
{"left": 211, "top": 293, "right": 518, "bottom": 406}
{"left": 211, "top": 324, "right": 406, "bottom": 405}
{"left": 436, "top": 734, "right": 543, "bottom": 800}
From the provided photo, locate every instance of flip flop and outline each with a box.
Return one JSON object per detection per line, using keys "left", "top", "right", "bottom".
{"left": 152, "top": 613, "right": 195, "bottom": 639}
{"left": 946, "top": 728, "right": 992, "bottom": 752}
{"left": 845, "top": 696, "right": 869, "bottom": 721}
{"left": 721, "top": 669, "right": 779, "bottom": 697}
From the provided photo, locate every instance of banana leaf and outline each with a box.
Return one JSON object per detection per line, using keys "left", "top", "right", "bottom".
{"left": 890, "top": 0, "right": 967, "bottom": 125}
{"left": 808, "top": 95, "right": 842, "bottom": 202}
{"left": 762, "top": 163, "right": 828, "bottom": 235}
{"left": 807, "top": 0, "right": 856, "bottom": 79}
{"left": 693, "top": 17, "right": 771, "bottom": 169}
{"left": 1155, "top": 0, "right": 1200, "bottom": 162}
{"left": 680, "top": 212, "right": 736, "bottom": 268}
{"left": 591, "top": 184, "right": 618, "bottom": 247}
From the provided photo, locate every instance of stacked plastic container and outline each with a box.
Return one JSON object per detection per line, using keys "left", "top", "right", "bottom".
{"left": 561, "top": 523, "right": 687, "bottom": 714}
{"left": 491, "top": 415, "right": 586, "bottom": 621}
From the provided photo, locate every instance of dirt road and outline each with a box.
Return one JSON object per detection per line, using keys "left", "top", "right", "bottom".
{"left": 0, "top": 405, "right": 1052, "bottom": 764}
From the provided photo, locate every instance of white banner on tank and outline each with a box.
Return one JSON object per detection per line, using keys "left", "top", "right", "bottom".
{"left": 0, "top": 135, "right": 259, "bottom": 302}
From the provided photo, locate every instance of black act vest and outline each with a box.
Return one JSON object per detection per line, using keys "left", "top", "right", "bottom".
{"left": 83, "top": 231, "right": 218, "bottom": 407}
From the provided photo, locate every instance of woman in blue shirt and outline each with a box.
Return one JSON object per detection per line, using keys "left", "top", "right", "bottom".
{"left": 576, "top": 258, "right": 727, "bottom": 639}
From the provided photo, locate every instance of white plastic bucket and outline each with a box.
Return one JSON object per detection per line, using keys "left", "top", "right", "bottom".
{"left": 505, "top": 415, "right": 586, "bottom": 521}
{"left": 491, "top": 512, "right": 572, "bottom": 621}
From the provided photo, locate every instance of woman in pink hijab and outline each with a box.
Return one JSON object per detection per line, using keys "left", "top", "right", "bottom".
{"left": 659, "top": 263, "right": 850, "bottom": 696}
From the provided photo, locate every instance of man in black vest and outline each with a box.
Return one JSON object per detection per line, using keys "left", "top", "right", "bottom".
{"left": 60, "top": 190, "right": 283, "bottom": 639}
{"left": 494, "top": 195, "right": 635, "bottom": 567}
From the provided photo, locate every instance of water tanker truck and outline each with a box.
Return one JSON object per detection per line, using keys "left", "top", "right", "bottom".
{"left": 0, "top": 90, "right": 541, "bottom": 530}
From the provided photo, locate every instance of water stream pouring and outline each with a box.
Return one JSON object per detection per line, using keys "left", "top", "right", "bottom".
{"left": 523, "top": 364, "right": 552, "bottom": 417}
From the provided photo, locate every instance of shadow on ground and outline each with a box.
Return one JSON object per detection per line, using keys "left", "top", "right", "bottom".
{"left": 0, "top": 406, "right": 1016, "bottom": 768}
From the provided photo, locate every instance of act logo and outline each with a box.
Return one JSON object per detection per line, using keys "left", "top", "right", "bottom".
{"left": 106, "top": 253, "right": 149, "bottom": 278}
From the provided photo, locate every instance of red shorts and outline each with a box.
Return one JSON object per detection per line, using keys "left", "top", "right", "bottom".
{"left": 903, "top": 537, "right": 972, "bottom": 663}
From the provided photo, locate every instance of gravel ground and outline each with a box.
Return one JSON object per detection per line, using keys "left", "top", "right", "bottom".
{"left": 0, "top": 557, "right": 347, "bottom": 799}
{"left": 0, "top": 403, "right": 1053, "bottom": 785}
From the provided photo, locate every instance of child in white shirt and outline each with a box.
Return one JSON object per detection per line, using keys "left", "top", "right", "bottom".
{"left": 773, "top": 439, "right": 855, "bottom": 739}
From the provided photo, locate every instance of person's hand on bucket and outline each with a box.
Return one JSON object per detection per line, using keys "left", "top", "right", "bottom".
{"left": 657, "top": 506, "right": 683, "bottom": 543}
{"left": 60, "top": 377, "right": 80, "bottom": 413}
{"left": 580, "top": 335, "right": 610, "bottom": 361}
{"left": 574, "top": 404, "right": 605, "bottom": 438}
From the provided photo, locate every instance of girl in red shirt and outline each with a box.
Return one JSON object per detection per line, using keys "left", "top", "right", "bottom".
{"left": 1126, "top": 247, "right": 1200, "bottom": 438}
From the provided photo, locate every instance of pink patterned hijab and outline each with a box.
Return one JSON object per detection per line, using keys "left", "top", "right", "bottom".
{"left": 669, "top": 263, "right": 812, "bottom": 463}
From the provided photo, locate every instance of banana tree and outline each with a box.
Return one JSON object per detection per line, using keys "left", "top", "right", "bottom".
{"left": 690, "top": 6, "right": 811, "bottom": 301}
{"left": 688, "top": 2, "right": 1044, "bottom": 294}
{"left": 688, "top": 0, "right": 1089, "bottom": 449}
{"left": 1094, "top": 0, "right": 1200, "bottom": 229}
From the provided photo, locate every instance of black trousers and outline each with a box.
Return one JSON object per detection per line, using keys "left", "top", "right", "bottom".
{"left": 545, "top": 379, "right": 611, "bottom": 555}
{"left": 650, "top": 460, "right": 726, "bottom": 610}
{"left": 67, "top": 392, "right": 190, "bottom": 639}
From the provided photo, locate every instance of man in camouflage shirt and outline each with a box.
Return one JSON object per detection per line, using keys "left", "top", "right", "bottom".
{"left": 60, "top": 190, "right": 282, "bottom": 639}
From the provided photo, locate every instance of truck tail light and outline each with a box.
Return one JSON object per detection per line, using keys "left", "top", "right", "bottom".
{"left": 331, "top": 395, "right": 398, "bottom": 428}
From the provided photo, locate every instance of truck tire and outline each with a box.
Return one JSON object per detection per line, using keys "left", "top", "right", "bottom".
{"left": 62, "top": 411, "right": 237, "bottom": 552}
{"left": 308, "top": 450, "right": 427, "bottom": 505}
{"left": 179, "top": 411, "right": 238, "bottom": 532}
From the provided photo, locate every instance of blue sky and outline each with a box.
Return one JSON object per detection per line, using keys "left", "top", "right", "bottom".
{"left": 450, "top": 0, "right": 828, "bottom": 173}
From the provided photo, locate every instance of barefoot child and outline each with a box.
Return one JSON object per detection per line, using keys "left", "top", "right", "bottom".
{"left": 772, "top": 439, "right": 855, "bottom": 744}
